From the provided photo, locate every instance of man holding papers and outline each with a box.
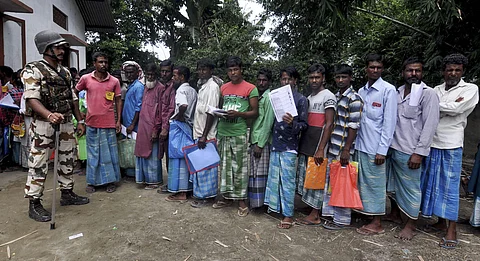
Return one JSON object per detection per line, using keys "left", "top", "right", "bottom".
{"left": 265, "top": 66, "right": 308, "bottom": 229}
{"left": 166, "top": 66, "right": 197, "bottom": 202}
{"left": 213, "top": 56, "right": 258, "bottom": 217}
{"left": 248, "top": 68, "right": 275, "bottom": 210}
{"left": 190, "top": 59, "right": 222, "bottom": 208}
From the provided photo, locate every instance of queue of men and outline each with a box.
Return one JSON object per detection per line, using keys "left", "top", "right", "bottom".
{"left": 10, "top": 30, "right": 479, "bottom": 251}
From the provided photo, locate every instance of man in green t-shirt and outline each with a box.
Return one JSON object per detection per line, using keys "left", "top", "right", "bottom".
{"left": 213, "top": 56, "right": 259, "bottom": 217}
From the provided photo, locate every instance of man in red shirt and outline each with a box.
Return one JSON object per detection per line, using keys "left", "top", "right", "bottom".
{"left": 75, "top": 52, "right": 122, "bottom": 193}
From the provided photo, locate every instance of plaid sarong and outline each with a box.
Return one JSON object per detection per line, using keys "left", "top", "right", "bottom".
{"left": 297, "top": 154, "right": 324, "bottom": 209}
{"left": 168, "top": 158, "right": 192, "bottom": 192}
{"left": 190, "top": 167, "right": 218, "bottom": 199}
{"left": 248, "top": 144, "right": 270, "bottom": 208}
{"left": 421, "top": 147, "right": 462, "bottom": 221}
{"left": 355, "top": 150, "right": 386, "bottom": 215}
{"left": 135, "top": 142, "right": 163, "bottom": 185}
{"left": 86, "top": 127, "right": 121, "bottom": 186}
{"left": 386, "top": 148, "right": 422, "bottom": 219}
{"left": 219, "top": 135, "right": 248, "bottom": 200}
{"left": 264, "top": 151, "right": 297, "bottom": 217}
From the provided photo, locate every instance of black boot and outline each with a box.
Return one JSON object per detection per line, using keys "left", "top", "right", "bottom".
{"left": 29, "top": 198, "right": 51, "bottom": 222}
{"left": 60, "top": 189, "right": 90, "bottom": 206}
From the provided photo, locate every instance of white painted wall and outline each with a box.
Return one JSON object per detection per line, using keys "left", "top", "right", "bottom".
{"left": 3, "top": 20, "right": 23, "bottom": 71}
{"left": 4, "top": 0, "right": 87, "bottom": 70}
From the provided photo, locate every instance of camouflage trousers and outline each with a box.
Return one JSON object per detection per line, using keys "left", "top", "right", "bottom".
{"left": 24, "top": 120, "right": 75, "bottom": 199}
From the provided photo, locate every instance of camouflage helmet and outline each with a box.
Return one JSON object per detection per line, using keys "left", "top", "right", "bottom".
{"left": 34, "top": 30, "right": 70, "bottom": 54}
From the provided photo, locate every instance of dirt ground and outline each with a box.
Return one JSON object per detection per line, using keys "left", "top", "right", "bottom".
{"left": 1, "top": 165, "right": 480, "bottom": 261}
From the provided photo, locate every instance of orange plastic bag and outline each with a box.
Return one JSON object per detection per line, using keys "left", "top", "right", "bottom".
{"left": 328, "top": 161, "right": 363, "bottom": 210}
{"left": 304, "top": 157, "right": 327, "bottom": 190}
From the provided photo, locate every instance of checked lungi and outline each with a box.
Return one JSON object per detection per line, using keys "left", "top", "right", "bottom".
{"left": 421, "top": 147, "right": 462, "bottom": 221}
{"left": 219, "top": 135, "right": 248, "bottom": 200}
{"left": 248, "top": 144, "right": 270, "bottom": 208}
{"left": 355, "top": 150, "right": 387, "bottom": 215}
{"left": 86, "top": 127, "right": 121, "bottom": 186}
{"left": 264, "top": 151, "right": 297, "bottom": 217}
{"left": 386, "top": 148, "right": 422, "bottom": 219}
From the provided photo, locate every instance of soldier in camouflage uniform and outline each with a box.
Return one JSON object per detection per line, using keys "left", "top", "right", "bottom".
{"left": 22, "top": 30, "right": 89, "bottom": 222}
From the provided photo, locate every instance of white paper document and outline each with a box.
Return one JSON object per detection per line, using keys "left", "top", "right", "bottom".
{"left": 409, "top": 82, "right": 424, "bottom": 106}
{"left": 186, "top": 142, "right": 220, "bottom": 171}
{"left": 121, "top": 125, "right": 137, "bottom": 140}
{"left": 269, "top": 84, "right": 298, "bottom": 122}
{"left": 0, "top": 93, "right": 19, "bottom": 109}
{"left": 208, "top": 105, "right": 228, "bottom": 117}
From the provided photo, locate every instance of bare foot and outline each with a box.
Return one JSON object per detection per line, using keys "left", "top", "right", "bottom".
{"left": 395, "top": 226, "right": 416, "bottom": 241}
{"left": 357, "top": 220, "right": 385, "bottom": 235}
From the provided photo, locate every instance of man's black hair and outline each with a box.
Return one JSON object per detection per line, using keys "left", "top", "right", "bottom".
{"left": 69, "top": 67, "right": 78, "bottom": 74}
{"left": 197, "top": 58, "right": 215, "bottom": 69}
{"left": 443, "top": 53, "right": 468, "bottom": 70}
{"left": 160, "top": 59, "right": 174, "bottom": 70}
{"left": 257, "top": 68, "right": 272, "bottom": 81}
{"left": 307, "top": 63, "right": 326, "bottom": 75}
{"left": 92, "top": 51, "right": 108, "bottom": 62}
{"left": 280, "top": 66, "right": 300, "bottom": 80}
{"left": 334, "top": 64, "right": 353, "bottom": 76}
{"left": 226, "top": 56, "right": 242, "bottom": 68}
{"left": 402, "top": 56, "right": 424, "bottom": 70}
{"left": 0, "top": 66, "right": 14, "bottom": 78}
{"left": 174, "top": 65, "right": 191, "bottom": 81}
{"left": 365, "top": 53, "right": 383, "bottom": 66}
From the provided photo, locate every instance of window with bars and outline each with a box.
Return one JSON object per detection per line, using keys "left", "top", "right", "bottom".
{"left": 53, "top": 6, "right": 68, "bottom": 30}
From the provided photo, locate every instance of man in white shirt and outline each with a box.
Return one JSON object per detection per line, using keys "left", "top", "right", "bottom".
{"left": 421, "top": 53, "right": 479, "bottom": 249}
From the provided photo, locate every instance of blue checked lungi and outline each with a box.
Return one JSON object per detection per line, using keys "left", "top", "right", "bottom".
{"left": 264, "top": 151, "right": 297, "bottom": 217}
{"left": 355, "top": 150, "right": 386, "bottom": 215}
{"left": 386, "top": 148, "right": 422, "bottom": 219}
{"left": 322, "top": 157, "right": 352, "bottom": 225}
{"left": 190, "top": 167, "right": 218, "bottom": 199}
{"left": 168, "top": 158, "right": 192, "bottom": 193}
{"left": 421, "top": 147, "right": 462, "bottom": 221}
{"left": 135, "top": 142, "right": 163, "bottom": 185}
{"left": 297, "top": 154, "right": 324, "bottom": 209}
{"left": 248, "top": 144, "right": 270, "bottom": 208}
{"left": 86, "top": 127, "right": 121, "bottom": 186}
{"left": 470, "top": 196, "right": 480, "bottom": 227}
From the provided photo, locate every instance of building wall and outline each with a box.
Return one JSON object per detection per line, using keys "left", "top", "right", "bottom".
{"left": 4, "top": 0, "right": 86, "bottom": 70}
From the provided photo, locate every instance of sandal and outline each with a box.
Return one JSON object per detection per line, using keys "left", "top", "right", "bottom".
{"left": 277, "top": 221, "right": 294, "bottom": 229}
{"left": 356, "top": 225, "right": 385, "bottom": 235}
{"left": 106, "top": 184, "right": 116, "bottom": 193}
{"left": 165, "top": 194, "right": 188, "bottom": 203}
{"left": 237, "top": 206, "right": 249, "bottom": 217}
{"left": 144, "top": 184, "right": 159, "bottom": 190}
{"left": 322, "top": 221, "right": 346, "bottom": 230}
{"left": 157, "top": 184, "right": 169, "bottom": 194}
{"left": 85, "top": 185, "right": 95, "bottom": 193}
{"left": 439, "top": 237, "right": 459, "bottom": 249}
{"left": 212, "top": 200, "right": 232, "bottom": 209}
{"left": 190, "top": 199, "right": 210, "bottom": 208}
{"left": 295, "top": 218, "right": 322, "bottom": 226}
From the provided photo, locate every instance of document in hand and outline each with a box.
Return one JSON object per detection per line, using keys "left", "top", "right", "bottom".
{"left": 183, "top": 139, "right": 220, "bottom": 174}
{"left": 0, "top": 93, "right": 19, "bottom": 109}
{"left": 207, "top": 105, "right": 228, "bottom": 118}
{"left": 269, "top": 84, "right": 298, "bottom": 122}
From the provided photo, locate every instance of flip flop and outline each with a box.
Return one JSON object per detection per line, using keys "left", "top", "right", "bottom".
{"left": 322, "top": 221, "right": 346, "bottom": 230}
{"left": 106, "top": 184, "right": 116, "bottom": 193}
{"left": 85, "top": 185, "right": 95, "bottom": 193}
{"left": 144, "top": 184, "right": 159, "bottom": 190}
{"left": 356, "top": 225, "right": 385, "bottom": 235}
{"left": 439, "top": 237, "right": 459, "bottom": 249}
{"left": 295, "top": 218, "right": 322, "bottom": 226}
{"left": 190, "top": 200, "right": 210, "bottom": 208}
{"left": 212, "top": 200, "right": 232, "bottom": 209}
{"left": 277, "top": 221, "right": 294, "bottom": 229}
{"left": 237, "top": 206, "right": 249, "bottom": 217}
{"left": 165, "top": 195, "right": 188, "bottom": 203}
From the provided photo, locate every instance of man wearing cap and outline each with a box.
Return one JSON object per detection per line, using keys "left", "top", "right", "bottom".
{"left": 21, "top": 30, "right": 89, "bottom": 222}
